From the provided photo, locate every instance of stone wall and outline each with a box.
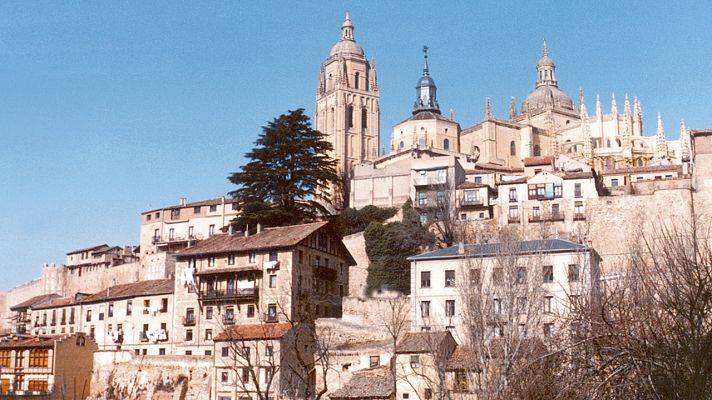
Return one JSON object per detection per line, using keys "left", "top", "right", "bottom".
{"left": 89, "top": 351, "right": 212, "bottom": 400}
{"left": 0, "top": 292, "right": 7, "bottom": 332}
{"left": 342, "top": 232, "right": 369, "bottom": 297}
{"left": 64, "top": 261, "right": 141, "bottom": 296}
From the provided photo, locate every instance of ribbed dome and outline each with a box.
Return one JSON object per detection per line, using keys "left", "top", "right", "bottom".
{"left": 522, "top": 85, "right": 574, "bottom": 113}
{"left": 538, "top": 54, "right": 555, "bottom": 67}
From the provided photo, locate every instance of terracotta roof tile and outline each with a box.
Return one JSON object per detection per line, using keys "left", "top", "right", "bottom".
{"left": 329, "top": 365, "right": 394, "bottom": 399}
{"left": 66, "top": 244, "right": 110, "bottom": 255}
{"left": 524, "top": 156, "right": 555, "bottom": 166}
{"left": 396, "top": 331, "right": 452, "bottom": 354}
{"left": 603, "top": 164, "right": 682, "bottom": 175}
{"left": 214, "top": 323, "right": 293, "bottom": 341}
{"left": 447, "top": 346, "right": 477, "bottom": 370}
{"left": 79, "top": 279, "right": 174, "bottom": 304}
{"left": 10, "top": 294, "right": 61, "bottom": 311}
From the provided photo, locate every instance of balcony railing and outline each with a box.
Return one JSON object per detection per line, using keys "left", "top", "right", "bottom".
{"left": 182, "top": 315, "right": 196, "bottom": 326}
{"left": 508, "top": 217, "right": 521, "bottom": 224}
{"left": 460, "top": 198, "right": 483, "bottom": 206}
{"left": 265, "top": 313, "right": 278, "bottom": 323}
{"left": 223, "top": 315, "right": 236, "bottom": 325}
{"left": 313, "top": 265, "right": 338, "bottom": 281}
{"left": 414, "top": 178, "right": 447, "bottom": 187}
{"left": 529, "top": 213, "right": 564, "bottom": 223}
{"left": 153, "top": 233, "right": 204, "bottom": 245}
{"left": 573, "top": 213, "right": 586, "bottom": 221}
{"left": 139, "top": 331, "right": 149, "bottom": 342}
{"left": 198, "top": 288, "right": 258, "bottom": 302}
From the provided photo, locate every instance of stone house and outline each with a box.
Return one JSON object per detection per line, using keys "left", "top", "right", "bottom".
{"left": 395, "top": 331, "right": 458, "bottom": 400}
{"left": 0, "top": 333, "right": 97, "bottom": 399}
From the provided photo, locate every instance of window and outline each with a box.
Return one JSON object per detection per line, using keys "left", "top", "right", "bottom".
{"left": 574, "top": 183, "right": 582, "bottom": 198}
{"left": 249, "top": 251, "right": 257, "bottom": 263}
{"left": 161, "top": 298, "right": 168, "bottom": 313}
{"left": 421, "top": 301, "right": 430, "bottom": 318}
{"left": 185, "top": 351, "right": 192, "bottom": 355}
{"left": 228, "top": 254, "right": 235, "bottom": 265}
{"left": 265, "top": 274, "right": 276, "bottom": 289}
{"left": 206, "top": 307, "right": 213, "bottom": 320}
{"left": 266, "top": 345, "right": 273, "bottom": 358}
{"left": 267, "top": 304, "right": 277, "bottom": 322}
{"left": 186, "top": 329, "right": 193, "bottom": 341}
{"left": 543, "top": 265, "right": 554, "bottom": 283}
{"left": 474, "top": 176, "right": 482, "bottom": 184}
{"left": 493, "top": 268, "right": 504, "bottom": 285}
{"left": 205, "top": 329, "right": 213, "bottom": 340}
{"left": 221, "top": 371, "right": 229, "bottom": 383}
{"left": 568, "top": 264, "right": 580, "bottom": 282}
{"left": 469, "top": 268, "right": 481, "bottom": 285}
{"left": 436, "top": 191, "right": 446, "bottom": 205}
{"left": 531, "top": 206, "right": 540, "bottom": 220}
{"left": 493, "top": 298, "right": 502, "bottom": 314}
{"left": 544, "top": 323, "right": 554, "bottom": 337}
{"left": 159, "top": 348, "right": 166, "bottom": 356}
{"left": 544, "top": 296, "right": 554, "bottom": 313}
{"left": 86, "top": 309, "right": 92, "bottom": 322}
{"left": 445, "top": 270, "right": 455, "bottom": 287}
{"left": 508, "top": 188, "right": 517, "bottom": 202}
{"left": 611, "top": 178, "right": 619, "bottom": 187}
{"left": 208, "top": 224, "right": 215, "bottom": 236}
{"left": 424, "top": 388, "right": 433, "bottom": 399}
{"left": 241, "top": 367, "right": 250, "bottom": 383}
{"left": 126, "top": 300, "right": 132, "bottom": 316}
{"left": 510, "top": 141, "right": 516, "bottom": 156}
{"left": 347, "top": 105, "right": 354, "bottom": 128}
{"left": 146, "top": 214, "right": 151, "bottom": 221}
{"left": 247, "top": 305, "right": 255, "bottom": 318}
{"left": 418, "top": 192, "right": 427, "bottom": 206}
{"left": 455, "top": 370, "right": 468, "bottom": 391}
{"left": 533, "top": 144, "right": 541, "bottom": 156}
{"left": 193, "top": 206, "right": 201, "bottom": 214}
{"left": 143, "top": 300, "right": 150, "bottom": 314}
{"left": 29, "top": 349, "right": 49, "bottom": 368}
{"left": 263, "top": 366, "right": 274, "bottom": 383}
{"left": 445, "top": 300, "right": 456, "bottom": 317}
{"left": 169, "top": 228, "right": 175, "bottom": 240}
{"left": 28, "top": 380, "right": 48, "bottom": 392}
{"left": 108, "top": 302, "right": 114, "bottom": 318}
{"left": 552, "top": 203, "right": 561, "bottom": 219}
{"left": 420, "top": 271, "right": 431, "bottom": 288}
{"left": 369, "top": 355, "right": 380, "bottom": 368}
{"left": 437, "top": 169, "right": 447, "bottom": 183}
{"left": 269, "top": 250, "right": 278, "bottom": 262}
{"left": 170, "top": 209, "right": 180, "bottom": 219}
{"left": 443, "top": 138, "right": 449, "bottom": 150}
{"left": 464, "top": 190, "right": 479, "bottom": 203}
{"left": 208, "top": 257, "right": 216, "bottom": 267}
{"left": 517, "top": 297, "right": 527, "bottom": 314}
{"left": 410, "top": 355, "right": 420, "bottom": 368}
{"left": 0, "top": 350, "right": 10, "bottom": 368}
{"left": 574, "top": 201, "right": 584, "bottom": 218}
{"left": 518, "top": 324, "right": 528, "bottom": 337}
{"left": 403, "top": 393, "right": 410, "bottom": 399}
{"left": 209, "top": 205, "right": 217, "bottom": 212}
{"left": 508, "top": 206, "right": 519, "bottom": 223}
{"left": 516, "top": 267, "right": 527, "bottom": 284}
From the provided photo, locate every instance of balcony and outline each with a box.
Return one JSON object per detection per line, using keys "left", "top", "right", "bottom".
{"left": 413, "top": 178, "right": 447, "bottom": 187}
{"left": 459, "top": 198, "right": 484, "bottom": 207}
{"left": 508, "top": 217, "right": 521, "bottom": 224}
{"left": 222, "top": 315, "right": 236, "bottom": 325}
{"left": 198, "top": 288, "right": 259, "bottom": 302}
{"left": 182, "top": 315, "right": 196, "bottom": 326}
{"left": 528, "top": 213, "right": 564, "bottom": 223}
{"left": 573, "top": 213, "right": 586, "bottom": 221}
{"left": 139, "top": 331, "right": 149, "bottom": 342}
{"left": 264, "top": 313, "right": 278, "bottom": 323}
{"left": 313, "top": 265, "right": 338, "bottom": 281}
{"left": 153, "top": 233, "right": 204, "bottom": 245}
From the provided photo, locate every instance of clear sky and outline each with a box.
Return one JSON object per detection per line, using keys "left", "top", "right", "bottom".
{"left": 1, "top": 1, "right": 711, "bottom": 290}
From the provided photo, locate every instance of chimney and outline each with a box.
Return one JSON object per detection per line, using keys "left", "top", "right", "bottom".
{"left": 179, "top": 197, "right": 187, "bottom": 206}
{"left": 244, "top": 224, "right": 250, "bottom": 237}
{"left": 257, "top": 223, "right": 262, "bottom": 234}
{"left": 457, "top": 242, "right": 465, "bottom": 255}
{"left": 228, "top": 225, "right": 234, "bottom": 235}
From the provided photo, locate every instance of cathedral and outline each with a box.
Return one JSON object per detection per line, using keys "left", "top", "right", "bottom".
{"left": 316, "top": 14, "right": 688, "bottom": 202}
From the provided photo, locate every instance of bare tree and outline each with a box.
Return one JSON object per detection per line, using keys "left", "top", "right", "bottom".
{"left": 376, "top": 294, "right": 411, "bottom": 397}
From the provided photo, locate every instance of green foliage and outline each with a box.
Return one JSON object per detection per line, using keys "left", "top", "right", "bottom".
{"left": 227, "top": 109, "right": 341, "bottom": 230}
{"left": 364, "top": 199, "right": 434, "bottom": 295}
{"left": 335, "top": 205, "right": 398, "bottom": 236}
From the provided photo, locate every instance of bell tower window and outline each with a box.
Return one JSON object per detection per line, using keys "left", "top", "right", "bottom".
{"left": 346, "top": 106, "right": 354, "bottom": 128}
{"left": 361, "top": 109, "right": 367, "bottom": 130}
{"left": 354, "top": 72, "right": 359, "bottom": 89}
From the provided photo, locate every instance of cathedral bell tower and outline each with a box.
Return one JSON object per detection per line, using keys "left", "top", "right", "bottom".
{"left": 315, "top": 13, "right": 380, "bottom": 207}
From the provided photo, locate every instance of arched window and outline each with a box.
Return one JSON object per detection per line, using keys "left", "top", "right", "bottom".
{"left": 327, "top": 74, "right": 333, "bottom": 91}
{"left": 510, "top": 141, "right": 516, "bottom": 156}
{"left": 346, "top": 106, "right": 354, "bottom": 128}
{"left": 399, "top": 141, "right": 404, "bottom": 150}
{"left": 607, "top": 139, "right": 611, "bottom": 148}
{"left": 533, "top": 145, "right": 541, "bottom": 157}
{"left": 616, "top": 139, "right": 622, "bottom": 147}
{"left": 443, "top": 138, "right": 450, "bottom": 150}
{"left": 354, "top": 72, "right": 360, "bottom": 89}
{"left": 361, "top": 109, "right": 367, "bottom": 130}
{"left": 637, "top": 158, "right": 643, "bottom": 167}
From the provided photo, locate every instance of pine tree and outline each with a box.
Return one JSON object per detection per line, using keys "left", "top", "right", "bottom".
{"left": 228, "top": 109, "right": 340, "bottom": 229}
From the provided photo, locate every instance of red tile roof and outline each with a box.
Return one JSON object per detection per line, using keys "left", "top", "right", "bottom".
{"left": 603, "top": 164, "right": 682, "bottom": 175}
{"left": 142, "top": 197, "right": 239, "bottom": 214}
{"left": 0, "top": 335, "right": 60, "bottom": 349}
{"left": 66, "top": 244, "right": 110, "bottom": 255}
{"left": 524, "top": 156, "right": 555, "bottom": 167}
{"left": 79, "top": 279, "right": 174, "bottom": 304}
{"left": 447, "top": 346, "right": 478, "bottom": 371}
{"left": 10, "top": 294, "right": 61, "bottom": 311}
{"left": 329, "top": 365, "right": 394, "bottom": 399}
{"left": 396, "top": 331, "right": 453, "bottom": 354}
{"left": 213, "top": 323, "right": 293, "bottom": 341}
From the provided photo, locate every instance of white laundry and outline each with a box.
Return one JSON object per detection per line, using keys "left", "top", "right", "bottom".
{"left": 263, "top": 260, "right": 279, "bottom": 270}
{"left": 182, "top": 267, "right": 196, "bottom": 288}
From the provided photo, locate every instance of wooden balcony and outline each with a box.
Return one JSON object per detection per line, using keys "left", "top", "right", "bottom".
{"left": 198, "top": 288, "right": 259, "bottom": 302}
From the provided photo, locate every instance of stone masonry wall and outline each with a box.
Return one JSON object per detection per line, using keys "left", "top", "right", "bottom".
{"left": 89, "top": 351, "right": 212, "bottom": 400}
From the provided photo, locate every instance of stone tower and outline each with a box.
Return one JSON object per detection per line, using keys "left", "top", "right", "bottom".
{"left": 315, "top": 13, "right": 380, "bottom": 206}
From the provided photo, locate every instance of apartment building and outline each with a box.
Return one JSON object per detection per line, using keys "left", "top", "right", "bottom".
{"left": 172, "top": 221, "right": 355, "bottom": 356}
{"left": 408, "top": 239, "right": 600, "bottom": 344}
{"left": 0, "top": 333, "right": 96, "bottom": 399}
{"left": 24, "top": 280, "right": 174, "bottom": 356}
{"left": 9, "top": 294, "right": 61, "bottom": 335}
{"left": 395, "top": 331, "right": 457, "bottom": 400}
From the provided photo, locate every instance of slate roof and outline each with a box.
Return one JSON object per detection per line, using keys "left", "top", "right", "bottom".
{"left": 396, "top": 110, "right": 458, "bottom": 126}
{"left": 213, "top": 323, "right": 293, "bottom": 342}
{"left": 10, "top": 294, "right": 61, "bottom": 311}
{"left": 79, "top": 279, "right": 174, "bottom": 304}
{"left": 396, "top": 331, "right": 453, "bottom": 354}
{"left": 329, "top": 365, "right": 394, "bottom": 399}
{"left": 409, "top": 239, "right": 590, "bottom": 261}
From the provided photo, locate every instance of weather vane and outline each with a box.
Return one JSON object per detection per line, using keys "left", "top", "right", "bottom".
{"left": 423, "top": 45, "right": 429, "bottom": 59}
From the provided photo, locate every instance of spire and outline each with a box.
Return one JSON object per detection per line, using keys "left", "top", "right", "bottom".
{"left": 622, "top": 94, "right": 632, "bottom": 148}
{"left": 624, "top": 94, "right": 631, "bottom": 118}
{"left": 578, "top": 88, "right": 585, "bottom": 113}
{"left": 369, "top": 57, "right": 379, "bottom": 92}
{"left": 611, "top": 93, "right": 618, "bottom": 116}
{"left": 595, "top": 95, "right": 602, "bottom": 118}
{"left": 413, "top": 45, "right": 440, "bottom": 114}
{"left": 341, "top": 12, "right": 354, "bottom": 41}
{"left": 680, "top": 119, "right": 690, "bottom": 161}
{"left": 449, "top": 109, "right": 455, "bottom": 121}
{"left": 542, "top": 39, "right": 549, "bottom": 57}
{"left": 655, "top": 112, "right": 668, "bottom": 159}
{"left": 509, "top": 96, "right": 517, "bottom": 120}
{"left": 317, "top": 62, "right": 325, "bottom": 95}
{"left": 633, "top": 96, "right": 643, "bottom": 136}
{"left": 484, "top": 97, "right": 493, "bottom": 120}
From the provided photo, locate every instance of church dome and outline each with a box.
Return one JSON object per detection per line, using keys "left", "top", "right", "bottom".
{"left": 329, "top": 13, "right": 365, "bottom": 57}
{"left": 522, "top": 85, "right": 574, "bottom": 113}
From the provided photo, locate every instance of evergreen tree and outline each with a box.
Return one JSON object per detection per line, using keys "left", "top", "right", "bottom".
{"left": 228, "top": 109, "right": 340, "bottom": 229}
{"left": 364, "top": 199, "right": 435, "bottom": 294}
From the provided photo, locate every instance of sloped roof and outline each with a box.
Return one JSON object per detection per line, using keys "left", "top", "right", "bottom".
{"left": 79, "top": 279, "right": 174, "bottom": 304}
{"left": 396, "top": 331, "right": 453, "bottom": 354}
{"left": 473, "top": 162, "right": 524, "bottom": 173}
{"left": 524, "top": 156, "right": 555, "bottom": 166}
{"left": 10, "top": 294, "right": 61, "bottom": 311}
{"left": 456, "top": 182, "right": 491, "bottom": 190}
{"left": 329, "top": 365, "right": 394, "bottom": 399}
{"left": 0, "top": 335, "right": 59, "bottom": 349}
{"left": 66, "top": 244, "right": 110, "bottom": 255}
{"left": 409, "top": 239, "right": 590, "bottom": 261}
{"left": 603, "top": 164, "right": 682, "bottom": 175}
{"left": 142, "top": 197, "right": 239, "bottom": 214}
{"left": 32, "top": 296, "right": 78, "bottom": 311}
{"left": 447, "top": 346, "right": 478, "bottom": 371}
{"left": 214, "top": 323, "right": 292, "bottom": 342}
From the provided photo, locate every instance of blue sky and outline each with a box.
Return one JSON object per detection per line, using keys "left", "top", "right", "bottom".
{"left": 1, "top": 1, "right": 711, "bottom": 290}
